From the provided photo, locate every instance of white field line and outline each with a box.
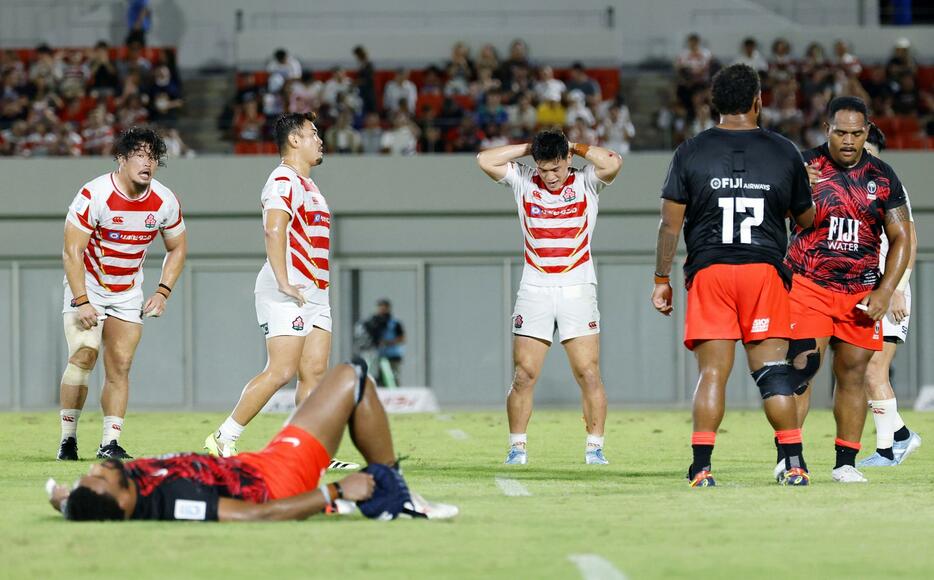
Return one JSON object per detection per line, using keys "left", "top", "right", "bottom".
{"left": 494, "top": 476, "right": 531, "bottom": 496}
{"left": 446, "top": 429, "right": 469, "bottom": 440}
{"left": 567, "top": 554, "right": 628, "bottom": 580}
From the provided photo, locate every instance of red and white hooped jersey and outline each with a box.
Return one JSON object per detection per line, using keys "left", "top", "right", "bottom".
{"left": 259, "top": 164, "right": 331, "bottom": 303}
{"left": 66, "top": 173, "right": 185, "bottom": 294}
{"left": 501, "top": 162, "right": 608, "bottom": 287}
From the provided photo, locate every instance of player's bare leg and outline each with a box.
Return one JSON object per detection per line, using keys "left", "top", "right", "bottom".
{"left": 232, "top": 336, "right": 304, "bottom": 425}
{"left": 689, "top": 340, "right": 734, "bottom": 485}
{"left": 294, "top": 327, "right": 331, "bottom": 404}
{"left": 745, "top": 338, "right": 797, "bottom": 430}
{"left": 861, "top": 343, "right": 919, "bottom": 466}
{"left": 289, "top": 365, "right": 394, "bottom": 464}
{"left": 746, "top": 337, "right": 810, "bottom": 484}
{"left": 563, "top": 334, "right": 608, "bottom": 463}
{"left": 790, "top": 337, "right": 830, "bottom": 428}
{"left": 58, "top": 313, "right": 102, "bottom": 460}
{"left": 97, "top": 317, "right": 143, "bottom": 458}
{"left": 831, "top": 342, "right": 873, "bottom": 481}
{"left": 505, "top": 335, "right": 549, "bottom": 464}
{"left": 206, "top": 336, "right": 304, "bottom": 457}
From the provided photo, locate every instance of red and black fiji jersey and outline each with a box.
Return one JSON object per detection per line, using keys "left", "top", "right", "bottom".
{"left": 661, "top": 127, "right": 813, "bottom": 287}
{"left": 786, "top": 144, "right": 907, "bottom": 293}
{"left": 127, "top": 453, "right": 269, "bottom": 521}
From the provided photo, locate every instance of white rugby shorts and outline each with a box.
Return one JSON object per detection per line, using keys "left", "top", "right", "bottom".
{"left": 511, "top": 283, "right": 600, "bottom": 343}
{"left": 63, "top": 281, "right": 144, "bottom": 324}
{"left": 882, "top": 285, "right": 911, "bottom": 344}
{"left": 255, "top": 287, "right": 331, "bottom": 339}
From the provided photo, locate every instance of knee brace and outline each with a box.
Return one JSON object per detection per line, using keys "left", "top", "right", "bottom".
{"left": 787, "top": 338, "right": 820, "bottom": 394}
{"left": 62, "top": 313, "right": 102, "bottom": 386}
{"left": 751, "top": 362, "right": 797, "bottom": 399}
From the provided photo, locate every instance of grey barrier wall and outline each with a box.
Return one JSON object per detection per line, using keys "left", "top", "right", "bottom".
{"left": 0, "top": 153, "right": 931, "bottom": 410}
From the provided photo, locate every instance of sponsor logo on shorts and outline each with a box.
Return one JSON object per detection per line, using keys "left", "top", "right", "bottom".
{"left": 513, "top": 315, "right": 523, "bottom": 329}
{"left": 260, "top": 322, "right": 269, "bottom": 335}
{"left": 144, "top": 213, "right": 157, "bottom": 229}
{"left": 867, "top": 181, "right": 877, "bottom": 199}
{"left": 112, "top": 216, "right": 124, "bottom": 224}
{"left": 292, "top": 316, "right": 304, "bottom": 331}
{"left": 751, "top": 318, "right": 770, "bottom": 333}
{"left": 153, "top": 468, "right": 169, "bottom": 477}
{"left": 589, "top": 321, "right": 598, "bottom": 329}
{"left": 280, "top": 437, "right": 301, "bottom": 447}
{"left": 562, "top": 187, "right": 577, "bottom": 202}
{"left": 873, "top": 321, "right": 881, "bottom": 340}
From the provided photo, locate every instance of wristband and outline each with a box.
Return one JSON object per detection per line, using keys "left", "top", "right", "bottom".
{"left": 70, "top": 295, "right": 89, "bottom": 308}
{"left": 158, "top": 283, "right": 172, "bottom": 293}
{"left": 333, "top": 481, "right": 344, "bottom": 499}
{"left": 318, "top": 482, "right": 332, "bottom": 504}
{"left": 654, "top": 273, "right": 670, "bottom": 285}
{"left": 896, "top": 268, "right": 911, "bottom": 292}
{"left": 572, "top": 143, "right": 591, "bottom": 158}
{"left": 156, "top": 289, "right": 170, "bottom": 300}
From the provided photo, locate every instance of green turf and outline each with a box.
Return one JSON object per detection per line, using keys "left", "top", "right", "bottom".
{"left": 1, "top": 409, "right": 933, "bottom": 579}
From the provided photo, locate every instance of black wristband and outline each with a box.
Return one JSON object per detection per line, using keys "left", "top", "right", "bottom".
{"left": 158, "top": 283, "right": 172, "bottom": 293}
{"left": 333, "top": 481, "right": 344, "bottom": 499}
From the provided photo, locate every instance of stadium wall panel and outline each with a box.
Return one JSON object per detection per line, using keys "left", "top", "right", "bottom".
{"left": 0, "top": 154, "right": 930, "bottom": 409}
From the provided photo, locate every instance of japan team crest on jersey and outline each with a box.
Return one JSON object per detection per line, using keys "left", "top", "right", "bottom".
{"left": 513, "top": 315, "right": 523, "bottom": 329}
{"left": 145, "top": 213, "right": 157, "bottom": 229}
{"left": 562, "top": 187, "right": 576, "bottom": 202}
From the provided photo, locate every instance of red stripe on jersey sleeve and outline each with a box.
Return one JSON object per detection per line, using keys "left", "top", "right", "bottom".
{"left": 75, "top": 207, "right": 93, "bottom": 230}
{"left": 164, "top": 209, "right": 184, "bottom": 230}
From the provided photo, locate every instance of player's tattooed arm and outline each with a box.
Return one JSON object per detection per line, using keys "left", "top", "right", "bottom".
{"left": 884, "top": 202, "right": 912, "bottom": 226}
{"left": 654, "top": 200, "right": 686, "bottom": 277}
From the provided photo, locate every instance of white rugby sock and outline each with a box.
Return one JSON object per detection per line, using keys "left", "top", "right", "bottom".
{"left": 101, "top": 416, "right": 124, "bottom": 445}
{"left": 869, "top": 399, "right": 899, "bottom": 450}
{"left": 217, "top": 416, "right": 245, "bottom": 444}
{"left": 60, "top": 409, "right": 80, "bottom": 440}
{"left": 509, "top": 433, "right": 527, "bottom": 449}
{"left": 586, "top": 434, "right": 605, "bottom": 450}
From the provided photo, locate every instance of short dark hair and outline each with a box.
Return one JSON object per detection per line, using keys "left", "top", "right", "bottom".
{"left": 377, "top": 298, "right": 391, "bottom": 308}
{"left": 113, "top": 126, "right": 167, "bottom": 167}
{"left": 531, "top": 130, "right": 569, "bottom": 162}
{"left": 711, "top": 64, "right": 760, "bottom": 115}
{"left": 867, "top": 123, "right": 886, "bottom": 151}
{"left": 274, "top": 49, "right": 287, "bottom": 61}
{"left": 65, "top": 486, "right": 125, "bottom": 521}
{"left": 827, "top": 96, "right": 869, "bottom": 125}
{"left": 274, "top": 112, "right": 317, "bottom": 154}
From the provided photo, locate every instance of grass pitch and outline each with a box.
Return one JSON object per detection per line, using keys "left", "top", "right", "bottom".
{"left": 2, "top": 409, "right": 933, "bottom": 579}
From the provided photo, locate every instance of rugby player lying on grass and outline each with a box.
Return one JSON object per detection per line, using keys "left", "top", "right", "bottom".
{"left": 48, "top": 360, "right": 457, "bottom": 521}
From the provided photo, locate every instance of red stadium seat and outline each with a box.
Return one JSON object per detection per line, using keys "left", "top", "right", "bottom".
{"left": 416, "top": 94, "right": 444, "bottom": 116}
{"left": 895, "top": 116, "right": 920, "bottom": 135}
{"left": 899, "top": 134, "right": 925, "bottom": 149}
{"left": 873, "top": 116, "right": 897, "bottom": 137}
{"left": 452, "top": 95, "right": 475, "bottom": 111}
{"left": 234, "top": 141, "right": 262, "bottom": 155}
{"left": 918, "top": 66, "right": 934, "bottom": 92}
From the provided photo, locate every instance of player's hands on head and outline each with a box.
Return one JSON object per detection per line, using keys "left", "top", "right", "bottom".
{"left": 805, "top": 162, "right": 820, "bottom": 187}
{"left": 278, "top": 283, "right": 307, "bottom": 306}
{"left": 77, "top": 303, "right": 99, "bottom": 330}
{"left": 651, "top": 283, "right": 673, "bottom": 316}
{"left": 338, "top": 472, "right": 375, "bottom": 502}
{"left": 859, "top": 288, "right": 891, "bottom": 321}
{"left": 888, "top": 289, "right": 909, "bottom": 323}
{"left": 143, "top": 293, "right": 167, "bottom": 317}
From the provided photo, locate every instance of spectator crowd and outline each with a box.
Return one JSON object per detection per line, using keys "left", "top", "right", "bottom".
{"left": 663, "top": 33, "right": 933, "bottom": 149}
{"left": 0, "top": 40, "right": 191, "bottom": 158}
{"left": 223, "top": 41, "right": 636, "bottom": 156}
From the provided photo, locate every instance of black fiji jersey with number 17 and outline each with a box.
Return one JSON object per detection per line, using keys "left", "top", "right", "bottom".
{"left": 661, "top": 127, "right": 813, "bottom": 288}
